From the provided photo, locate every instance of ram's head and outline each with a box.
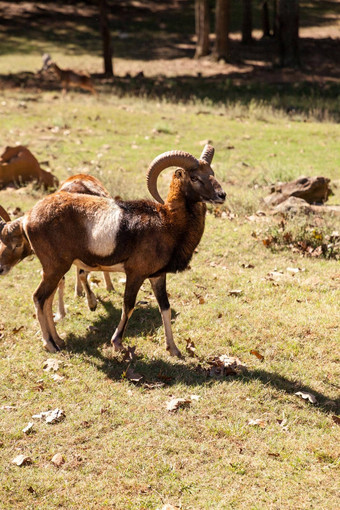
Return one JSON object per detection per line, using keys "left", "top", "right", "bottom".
{"left": 147, "top": 144, "right": 226, "bottom": 205}
{"left": 0, "top": 209, "right": 31, "bottom": 275}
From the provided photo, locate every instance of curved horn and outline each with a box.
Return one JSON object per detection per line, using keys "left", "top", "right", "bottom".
{"left": 147, "top": 150, "right": 199, "bottom": 204}
{"left": 0, "top": 205, "right": 11, "bottom": 222}
{"left": 200, "top": 144, "right": 215, "bottom": 165}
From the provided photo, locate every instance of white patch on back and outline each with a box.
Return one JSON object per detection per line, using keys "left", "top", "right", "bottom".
{"left": 87, "top": 201, "right": 122, "bottom": 257}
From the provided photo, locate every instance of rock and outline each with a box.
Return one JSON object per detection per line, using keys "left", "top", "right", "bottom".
{"left": 273, "top": 196, "right": 312, "bottom": 214}
{"left": 264, "top": 176, "right": 332, "bottom": 207}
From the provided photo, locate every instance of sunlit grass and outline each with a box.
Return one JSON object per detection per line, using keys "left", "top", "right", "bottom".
{"left": 0, "top": 83, "right": 339, "bottom": 510}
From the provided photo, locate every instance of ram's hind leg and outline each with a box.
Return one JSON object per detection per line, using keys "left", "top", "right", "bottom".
{"left": 79, "top": 269, "right": 97, "bottom": 311}
{"left": 149, "top": 274, "right": 181, "bottom": 357}
{"left": 111, "top": 274, "right": 144, "bottom": 352}
{"left": 103, "top": 271, "right": 114, "bottom": 292}
{"left": 34, "top": 269, "right": 69, "bottom": 352}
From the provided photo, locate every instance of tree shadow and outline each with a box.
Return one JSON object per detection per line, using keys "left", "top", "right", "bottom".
{"left": 64, "top": 300, "right": 339, "bottom": 416}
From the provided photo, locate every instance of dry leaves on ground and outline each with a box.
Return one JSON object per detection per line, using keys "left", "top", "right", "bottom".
{"left": 295, "top": 391, "right": 317, "bottom": 404}
{"left": 248, "top": 418, "right": 267, "bottom": 428}
{"left": 32, "top": 408, "right": 65, "bottom": 424}
{"left": 22, "top": 422, "right": 34, "bottom": 434}
{"left": 207, "top": 355, "right": 247, "bottom": 378}
{"left": 166, "top": 395, "right": 200, "bottom": 412}
{"left": 43, "top": 358, "right": 63, "bottom": 372}
{"left": 250, "top": 349, "right": 264, "bottom": 361}
{"left": 12, "top": 454, "right": 32, "bottom": 466}
{"left": 51, "top": 453, "right": 65, "bottom": 467}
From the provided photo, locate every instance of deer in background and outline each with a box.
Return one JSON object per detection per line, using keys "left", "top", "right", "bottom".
{"left": 41, "top": 54, "right": 96, "bottom": 95}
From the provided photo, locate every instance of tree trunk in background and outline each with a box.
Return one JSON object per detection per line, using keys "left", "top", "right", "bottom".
{"left": 275, "top": 0, "right": 300, "bottom": 67}
{"left": 213, "top": 0, "right": 230, "bottom": 61}
{"left": 195, "top": 0, "right": 210, "bottom": 58}
{"left": 99, "top": 0, "right": 113, "bottom": 76}
{"left": 261, "top": 1, "right": 271, "bottom": 37}
{"left": 242, "top": 0, "right": 253, "bottom": 44}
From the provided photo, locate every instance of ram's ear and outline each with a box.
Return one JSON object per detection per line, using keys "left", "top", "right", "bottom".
{"left": 175, "top": 168, "right": 184, "bottom": 179}
{"left": 0, "top": 218, "right": 23, "bottom": 244}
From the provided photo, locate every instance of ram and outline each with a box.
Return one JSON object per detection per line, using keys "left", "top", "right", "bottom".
{"left": 0, "top": 145, "right": 226, "bottom": 357}
{"left": 0, "top": 174, "right": 114, "bottom": 318}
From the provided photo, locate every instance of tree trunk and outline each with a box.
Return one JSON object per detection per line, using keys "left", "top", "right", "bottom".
{"left": 261, "top": 1, "right": 271, "bottom": 38}
{"left": 275, "top": 0, "right": 300, "bottom": 67}
{"left": 213, "top": 0, "right": 230, "bottom": 61}
{"left": 242, "top": 0, "right": 253, "bottom": 44}
{"left": 99, "top": 0, "right": 113, "bottom": 76}
{"left": 195, "top": 0, "right": 210, "bottom": 58}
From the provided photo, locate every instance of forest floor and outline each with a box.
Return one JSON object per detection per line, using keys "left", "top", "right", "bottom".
{"left": 0, "top": 0, "right": 339, "bottom": 89}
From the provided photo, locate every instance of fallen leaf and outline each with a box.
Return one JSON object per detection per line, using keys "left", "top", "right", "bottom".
{"left": 12, "top": 326, "right": 24, "bottom": 334}
{"left": 268, "top": 452, "right": 280, "bottom": 458}
{"left": 208, "top": 355, "right": 247, "bottom": 377}
{"left": 166, "top": 398, "right": 192, "bottom": 412}
{"left": 32, "top": 408, "right": 65, "bottom": 424}
{"left": 228, "top": 289, "right": 243, "bottom": 296}
{"left": 22, "top": 423, "right": 34, "bottom": 434}
{"left": 126, "top": 366, "right": 143, "bottom": 383}
{"left": 331, "top": 415, "right": 340, "bottom": 425}
{"left": 122, "top": 346, "right": 137, "bottom": 362}
{"left": 241, "top": 263, "right": 255, "bottom": 269}
{"left": 250, "top": 349, "right": 264, "bottom": 361}
{"left": 12, "top": 454, "right": 32, "bottom": 466}
{"left": 51, "top": 374, "right": 64, "bottom": 382}
{"left": 198, "top": 296, "right": 205, "bottom": 304}
{"left": 186, "top": 338, "right": 197, "bottom": 357}
{"left": 43, "top": 358, "right": 62, "bottom": 372}
{"left": 248, "top": 418, "right": 266, "bottom": 428}
{"left": 295, "top": 391, "right": 317, "bottom": 404}
{"left": 51, "top": 453, "right": 65, "bottom": 467}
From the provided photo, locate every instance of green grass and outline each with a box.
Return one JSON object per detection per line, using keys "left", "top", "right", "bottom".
{"left": 0, "top": 1, "right": 340, "bottom": 503}
{"left": 0, "top": 89, "right": 339, "bottom": 509}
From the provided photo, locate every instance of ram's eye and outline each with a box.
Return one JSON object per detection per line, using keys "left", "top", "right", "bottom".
{"left": 190, "top": 175, "right": 199, "bottom": 183}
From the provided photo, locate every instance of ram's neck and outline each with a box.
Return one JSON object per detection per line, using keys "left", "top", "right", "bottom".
{"left": 163, "top": 181, "right": 207, "bottom": 273}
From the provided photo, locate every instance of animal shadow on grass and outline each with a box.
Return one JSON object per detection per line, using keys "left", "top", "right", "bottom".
{"left": 65, "top": 297, "right": 339, "bottom": 415}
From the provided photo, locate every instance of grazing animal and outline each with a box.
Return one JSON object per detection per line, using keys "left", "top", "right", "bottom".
{"left": 0, "top": 145, "right": 226, "bottom": 356}
{"left": 0, "top": 145, "right": 59, "bottom": 190}
{"left": 0, "top": 174, "right": 114, "bottom": 318}
{"left": 42, "top": 54, "right": 96, "bottom": 95}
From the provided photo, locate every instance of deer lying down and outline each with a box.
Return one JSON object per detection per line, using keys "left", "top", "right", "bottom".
{"left": 0, "top": 174, "right": 114, "bottom": 318}
{"left": 1, "top": 145, "right": 226, "bottom": 357}
{"left": 0, "top": 145, "right": 59, "bottom": 190}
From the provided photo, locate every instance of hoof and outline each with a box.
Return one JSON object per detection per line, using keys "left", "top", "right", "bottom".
{"left": 167, "top": 346, "right": 183, "bottom": 358}
{"left": 89, "top": 304, "right": 97, "bottom": 312}
{"left": 43, "top": 340, "right": 60, "bottom": 353}
{"left": 111, "top": 339, "right": 124, "bottom": 352}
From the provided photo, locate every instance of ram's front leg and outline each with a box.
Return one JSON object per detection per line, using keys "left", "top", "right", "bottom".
{"left": 149, "top": 274, "right": 181, "bottom": 357}
{"left": 55, "top": 276, "right": 66, "bottom": 321}
{"left": 34, "top": 271, "right": 68, "bottom": 352}
{"left": 111, "top": 274, "right": 144, "bottom": 352}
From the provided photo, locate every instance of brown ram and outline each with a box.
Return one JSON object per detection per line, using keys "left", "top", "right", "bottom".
{"left": 0, "top": 145, "right": 226, "bottom": 356}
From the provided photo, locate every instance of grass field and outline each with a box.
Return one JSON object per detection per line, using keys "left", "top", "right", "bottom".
{"left": 0, "top": 2, "right": 339, "bottom": 509}
{"left": 0, "top": 90, "right": 339, "bottom": 510}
